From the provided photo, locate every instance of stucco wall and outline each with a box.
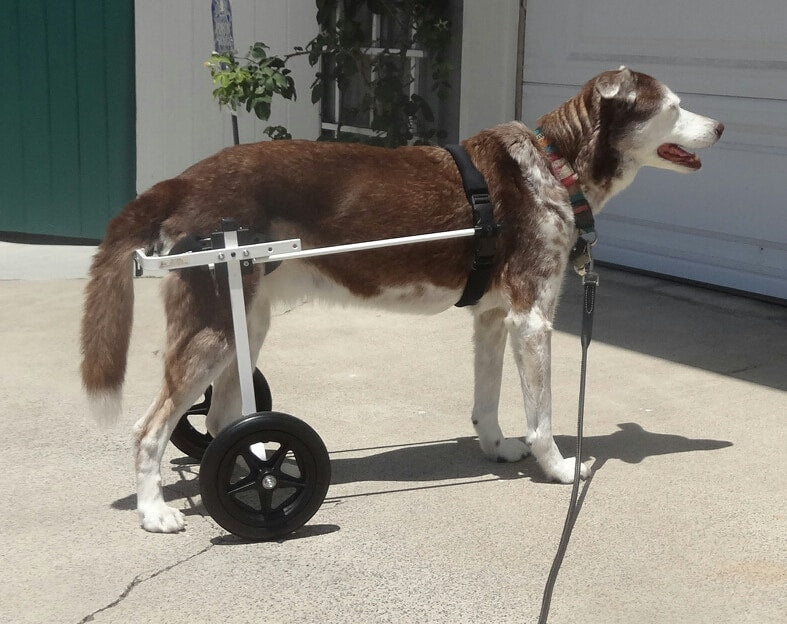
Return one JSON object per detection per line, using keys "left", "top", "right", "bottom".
{"left": 134, "top": 0, "right": 320, "bottom": 193}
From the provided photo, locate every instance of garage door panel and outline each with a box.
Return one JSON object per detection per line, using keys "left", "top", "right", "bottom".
{"left": 524, "top": 0, "right": 787, "bottom": 100}
{"left": 596, "top": 228, "right": 786, "bottom": 300}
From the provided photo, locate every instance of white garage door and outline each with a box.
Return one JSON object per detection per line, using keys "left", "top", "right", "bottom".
{"left": 521, "top": 0, "right": 787, "bottom": 300}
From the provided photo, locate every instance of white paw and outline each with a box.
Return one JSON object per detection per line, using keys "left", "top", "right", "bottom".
{"left": 545, "top": 456, "right": 591, "bottom": 484}
{"left": 139, "top": 503, "right": 186, "bottom": 533}
{"left": 481, "top": 437, "right": 530, "bottom": 463}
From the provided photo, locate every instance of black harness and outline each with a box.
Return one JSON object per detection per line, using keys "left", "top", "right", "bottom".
{"left": 445, "top": 144, "right": 501, "bottom": 307}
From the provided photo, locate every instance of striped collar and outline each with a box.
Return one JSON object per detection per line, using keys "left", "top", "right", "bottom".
{"left": 533, "top": 126, "right": 597, "bottom": 274}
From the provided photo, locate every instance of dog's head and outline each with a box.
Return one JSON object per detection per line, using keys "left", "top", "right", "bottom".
{"left": 591, "top": 67, "right": 724, "bottom": 173}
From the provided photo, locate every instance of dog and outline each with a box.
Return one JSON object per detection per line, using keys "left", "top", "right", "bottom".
{"left": 80, "top": 67, "right": 723, "bottom": 533}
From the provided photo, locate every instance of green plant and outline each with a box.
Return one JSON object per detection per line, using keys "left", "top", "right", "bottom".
{"left": 306, "top": 0, "right": 452, "bottom": 146}
{"left": 205, "top": 2, "right": 452, "bottom": 147}
{"left": 205, "top": 42, "right": 298, "bottom": 140}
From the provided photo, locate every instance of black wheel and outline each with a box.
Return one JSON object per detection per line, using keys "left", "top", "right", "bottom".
{"left": 170, "top": 368, "right": 272, "bottom": 461}
{"left": 199, "top": 412, "right": 331, "bottom": 541}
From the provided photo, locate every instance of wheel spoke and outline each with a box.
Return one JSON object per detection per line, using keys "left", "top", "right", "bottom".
{"left": 265, "top": 441, "right": 290, "bottom": 471}
{"left": 274, "top": 474, "right": 306, "bottom": 490}
{"left": 259, "top": 488, "right": 273, "bottom": 514}
{"left": 184, "top": 401, "right": 209, "bottom": 416}
{"left": 241, "top": 449, "right": 265, "bottom": 472}
{"left": 226, "top": 474, "right": 257, "bottom": 496}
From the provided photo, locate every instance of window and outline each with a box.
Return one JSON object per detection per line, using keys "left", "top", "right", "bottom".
{"left": 315, "top": 3, "right": 451, "bottom": 145}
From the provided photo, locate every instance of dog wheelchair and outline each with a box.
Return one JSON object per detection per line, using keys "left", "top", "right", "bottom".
{"left": 134, "top": 219, "right": 477, "bottom": 540}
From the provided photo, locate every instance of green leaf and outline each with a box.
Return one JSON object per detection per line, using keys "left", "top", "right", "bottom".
{"left": 250, "top": 42, "right": 269, "bottom": 60}
{"left": 416, "top": 96, "right": 434, "bottom": 122}
{"left": 264, "top": 125, "right": 292, "bottom": 140}
{"left": 253, "top": 100, "right": 271, "bottom": 120}
{"left": 311, "top": 83, "right": 323, "bottom": 104}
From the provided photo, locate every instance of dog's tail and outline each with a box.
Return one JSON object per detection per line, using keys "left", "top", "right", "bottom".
{"left": 80, "top": 179, "right": 184, "bottom": 426}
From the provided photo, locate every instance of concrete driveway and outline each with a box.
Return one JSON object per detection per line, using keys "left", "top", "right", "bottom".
{"left": 0, "top": 244, "right": 784, "bottom": 623}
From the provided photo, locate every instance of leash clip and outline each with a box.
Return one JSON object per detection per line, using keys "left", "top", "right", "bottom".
{"left": 573, "top": 229, "right": 599, "bottom": 278}
{"left": 582, "top": 268, "right": 599, "bottom": 286}
{"left": 580, "top": 228, "right": 598, "bottom": 246}
{"left": 582, "top": 251, "right": 598, "bottom": 286}
{"left": 578, "top": 243, "right": 599, "bottom": 284}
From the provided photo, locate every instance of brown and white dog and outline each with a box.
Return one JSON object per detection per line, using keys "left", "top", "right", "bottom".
{"left": 81, "top": 67, "right": 723, "bottom": 533}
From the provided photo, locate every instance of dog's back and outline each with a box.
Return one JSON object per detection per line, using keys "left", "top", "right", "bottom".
{"left": 81, "top": 123, "right": 554, "bottom": 422}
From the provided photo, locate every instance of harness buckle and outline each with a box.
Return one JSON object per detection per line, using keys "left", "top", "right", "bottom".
{"left": 470, "top": 194, "right": 495, "bottom": 229}
{"left": 445, "top": 144, "right": 499, "bottom": 307}
{"left": 469, "top": 193, "right": 499, "bottom": 260}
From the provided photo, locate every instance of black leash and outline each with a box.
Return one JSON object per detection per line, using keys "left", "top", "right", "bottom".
{"left": 537, "top": 264, "right": 598, "bottom": 624}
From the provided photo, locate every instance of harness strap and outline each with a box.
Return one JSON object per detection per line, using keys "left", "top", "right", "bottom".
{"left": 445, "top": 144, "right": 500, "bottom": 308}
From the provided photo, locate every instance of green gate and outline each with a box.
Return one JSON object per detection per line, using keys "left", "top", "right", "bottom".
{"left": 0, "top": 0, "right": 135, "bottom": 241}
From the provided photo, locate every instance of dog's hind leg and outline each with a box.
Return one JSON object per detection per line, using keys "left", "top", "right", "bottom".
{"left": 206, "top": 294, "right": 272, "bottom": 436}
{"left": 133, "top": 271, "right": 233, "bottom": 532}
{"left": 133, "top": 381, "right": 219, "bottom": 533}
{"left": 472, "top": 307, "right": 530, "bottom": 462}
{"left": 506, "top": 301, "right": 590, "bottom": 483}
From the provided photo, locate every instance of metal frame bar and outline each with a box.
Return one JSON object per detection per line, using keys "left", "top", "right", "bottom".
{"left": 135, "top": 229, "right": 475, "bottom": 273}
{"left": 221, "top": 229, "right": 258, "bottom": 418}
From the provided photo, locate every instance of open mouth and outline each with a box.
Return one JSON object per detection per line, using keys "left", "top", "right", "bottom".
{"left": 657, "top": 143, "right": 701, "bottom": 170}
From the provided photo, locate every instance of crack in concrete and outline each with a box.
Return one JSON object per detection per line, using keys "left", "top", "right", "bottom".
{"left": 75, "top": 544, "right": 214, "bottom": 623}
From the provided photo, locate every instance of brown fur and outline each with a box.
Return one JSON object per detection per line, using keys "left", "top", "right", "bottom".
{"left": 80, "top": 67, "right": 721, "bottom": 412}
{"left": 538, "top": 69, "right": 664, "bottom": 190}
{"left": 81, "top": 126, "right": 567, "bottom": 394}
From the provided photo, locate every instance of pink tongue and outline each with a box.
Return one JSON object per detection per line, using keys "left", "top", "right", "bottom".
{"left": 658, "top": 143, "right": 700, "bottom": 168}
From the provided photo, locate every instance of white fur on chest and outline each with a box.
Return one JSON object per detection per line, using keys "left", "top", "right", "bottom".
{"left": 257, "top": 260, "right": 462, "bottom": 315}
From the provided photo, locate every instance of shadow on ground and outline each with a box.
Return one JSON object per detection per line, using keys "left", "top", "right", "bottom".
{"left": 325, "top": 423, "right": 731, "bottom": 488}
{"left": 554, "top": 268, "right": 786, "bottom": 391}
{"left": 111, "top": 422, "right": 731, "bottom": 512}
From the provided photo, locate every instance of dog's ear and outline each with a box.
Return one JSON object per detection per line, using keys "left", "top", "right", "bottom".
{"left": 596, "top": 67, "right": 636, "bottom": 101}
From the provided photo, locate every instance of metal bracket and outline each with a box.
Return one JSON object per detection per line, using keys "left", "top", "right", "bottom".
{"left": 133, "top": 238, "right": 303, "bottom": 275}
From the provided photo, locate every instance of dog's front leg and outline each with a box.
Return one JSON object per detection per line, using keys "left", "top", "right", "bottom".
{"left": 506, "top": 307, "right": 590, "bottom": 483}
{"left": 472, "top": 307, "right": 529, "bottom": 462}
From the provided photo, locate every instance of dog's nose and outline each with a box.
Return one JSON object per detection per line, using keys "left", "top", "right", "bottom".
{"left": 715, "top": 122, "right": 725, "bottom": 138}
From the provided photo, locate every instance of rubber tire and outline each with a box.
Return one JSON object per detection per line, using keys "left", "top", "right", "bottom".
{"left": 199, "top": 412, "right": 331, "bottom": 541}
{"left": 170, "top": 368, "right": 272, "bottom": 461}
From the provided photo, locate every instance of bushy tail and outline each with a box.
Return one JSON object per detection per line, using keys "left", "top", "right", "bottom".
{"left": 80, "top": 180, "right": 183, "bottom": 426}
{"left": 80, "top": 237, "right": 138, "bottom": 425}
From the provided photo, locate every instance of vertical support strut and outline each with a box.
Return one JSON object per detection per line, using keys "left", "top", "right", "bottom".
{"left": 221, "top": 228, "right": 258, "bottom": 420}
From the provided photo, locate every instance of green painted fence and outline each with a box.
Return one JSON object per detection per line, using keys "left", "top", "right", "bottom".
{"left": 0, "top": 0, "right": 135, "bottom": 241}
